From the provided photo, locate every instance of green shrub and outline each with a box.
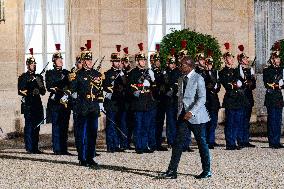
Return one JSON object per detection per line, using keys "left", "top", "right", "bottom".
{"left": 160, "top": 28, "right": 222, "bottom": 70}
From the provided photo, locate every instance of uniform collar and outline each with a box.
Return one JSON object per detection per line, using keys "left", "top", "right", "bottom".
{"left": 186, "top": 69, "right": 195, "bottom": 79}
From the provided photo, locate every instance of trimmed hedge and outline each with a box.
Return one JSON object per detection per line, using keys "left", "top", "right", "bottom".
{"left": 160, "top": 28, "right": 222, "bottom": 69}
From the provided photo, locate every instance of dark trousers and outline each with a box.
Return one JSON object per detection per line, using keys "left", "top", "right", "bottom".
{"left": 24, "top": 111, "right": 42, "bottom": 152}
{"left": 78, "top": 113, "right": 98, "bottom": 161}
{"left": 119, "top": 111, "right": 129, "bottom": 149}
{"left": 156, "top": 104, "right": 191, "bottom": 148}
{"left": 168, "top": 116, "right": 210, "bottom": 173}
{"left": 133, "top": 109, "right": 157, "bottom": 151}
{"left": 126, "top": 111, "right": 134, "bottom": 147}
{"left": 155, "top": 104, "right": 166, "bottom": 148}
{"left": 206, "top": 111, "right": 218, "bottom": 145}
{"left": 225, "top": 108, "right": 245, "bottom": 147}
{"left": 105, "top": 111, "right": 120, "bottom": 151}
{"left": 73, "top": 112, "right": 81, "bottom": 153}
{"left": 243, "top": 106, "right": 253, "bottom": 144}
{"left": 267, "top": 107, "right": 283, "bottom": 146}
{"left": 51, "top": 109, "right": 71, "bottom": 153}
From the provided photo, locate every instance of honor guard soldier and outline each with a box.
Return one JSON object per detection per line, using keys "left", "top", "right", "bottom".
{"left": 45, "top": 44, "right": 71, "bottom": 155}
{"left": 237, "top": 45, "right": 256, "bottom": 148}
{"left": 69, "top": 47, "right": 85, "bottom": 153}
{"left": 18, "top": 48, "right": 46, "bottom": 154}
{"left": 219, "top": 42, "right": 249, "bottom": 150}
{"left": 70, "top": 40, "right": 104, "bottom": 167}
{"left": 195, "top": 44, "right": 207, "bottom": 78}
{"left": 151, "top": 44, "right": 168, "bottom": 151}
{"left": 120, "top": 47, "right": 134, "bottom": 150}
{"left": 129, "top": 42, "right": 157, "bottom": 154}
{"left": 204, "top": 50, "right": 221, "bottom": 149}
{"left": 102, "top": 45, "right": 127, "bottom": 152}
{"left": 263, "top": 41, "right": 284, "bottom": 149}
{"left": 162, "top": 48, "right": 182, "bottom": 148}
{"left": 178, "top": 40, "right": 193, "bottom": 152}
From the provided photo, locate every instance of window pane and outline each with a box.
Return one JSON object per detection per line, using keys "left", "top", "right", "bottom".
{"left": 46, "top": 0, "right": 65, "bottom": 24}
{"left": 47, "top": 25, "right": 66, "bottom": 53}
{"left": 25, "top": 0, "right": 42, "bottom": 24}
{"left": 25, "top": 25, "right": 42, "bottom": 54}
{"left": 166, "top": 25, "right": 181, "bottom": 34}
{"left": 166, "top": 0, "right": 181, "bottom": 24}
{"left": 148, "top": 25, "right": 163, "bottom": 51}
{"left": 147, "top": 0, "right": 162, "bottom": 24}
{"left": 24, "top": 54, "right": 43, "bottom": 74}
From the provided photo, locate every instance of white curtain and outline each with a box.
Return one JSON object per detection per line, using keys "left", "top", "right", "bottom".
{"left": 255, "top": 0, "right": 284, "bottom": 73}
{"left": 24, "top": 0, "right": 41, "bottom": 52}
{"left": 46, "top": 0, "right": 65, "bottom": 45}
{"left": 147, "top": 0, "right": 162, "bottom": 52}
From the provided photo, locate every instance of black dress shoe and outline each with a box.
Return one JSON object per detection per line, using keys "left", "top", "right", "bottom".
{"left": 184, "top": 147, "right": 194, "bottom": 152}
{"left": 195, "top": 171, "right": 212, "bottom": 179}
{"left": 61, "top": 151, "right": 72, "bottom": 155}
{"left": 95, "top": 152, "right": 100, "bottom": 156}
{"left": 213, "top": 142, "right": 221, "bottom": 147}
{"left": 208, "top": 145, "right": 214, "bottom": 149}
{"left": 135, "top": 150, "right": 144, "bottom": 154}
{"left": 156, "top": 146, "right": 168, "bottom": 151}
{"left": 277, "top": 144, "right": 284, "bottom": 148}
{"left": 127, "top": 146, "right": 135, "bottom": 150}
{"left": 245, "top": 143, "right": 256, "bottom": 148}
{"left": 115, "top": 148, "right": 125, "bottom": 152}
{"left": 79, "top": 161, "right": 88, "bottom": 167}
{"left": 87, "top": 159, "right": 99, "bottom": 168}
{"left": 226, "top": 146, "right": 241, "bottom": 150}
{"left": 157, "top": 170, "right": 177, "bottom": 179}
{"left": 144, "top": 149, "right": 155, "bottom": 153}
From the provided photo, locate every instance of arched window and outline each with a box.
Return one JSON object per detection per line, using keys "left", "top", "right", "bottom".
{"left": 147, "top": 0, "right": 185, "bottom": 56}
{"left": 24, "top": 0, "right": 66, "bottom": 73}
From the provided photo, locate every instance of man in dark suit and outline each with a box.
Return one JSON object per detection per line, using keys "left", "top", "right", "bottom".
{"left": 158, "top": 56, "right": 211, "bottom": 179}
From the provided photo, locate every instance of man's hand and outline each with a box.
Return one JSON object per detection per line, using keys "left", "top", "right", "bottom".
{"left": 183, "top": 112, "right": 193, "bottom": 121}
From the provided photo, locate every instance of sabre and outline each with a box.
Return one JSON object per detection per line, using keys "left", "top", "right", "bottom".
{"left": 96, "top": 56, "right": 105, "bottom": 71}
{"left": 35, "top": 117, "right": 47, "bottom": 129}
{"left": 92, "top": 58, "right": 99, "bottom": 69}
{"left": 40, "top": 62, "right": 50, "bottom": 75}
{"left": 100, "top": 109, "right": 127, "bottom": 138}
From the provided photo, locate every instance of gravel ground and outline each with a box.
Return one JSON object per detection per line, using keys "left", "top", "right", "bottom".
{"left": 0, "top": 128, "right": 284, "bottom": 189}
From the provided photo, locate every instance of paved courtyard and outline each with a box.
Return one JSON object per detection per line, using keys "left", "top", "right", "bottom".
{"left": 0, "top": 128, "right": 284, "bottom": 189}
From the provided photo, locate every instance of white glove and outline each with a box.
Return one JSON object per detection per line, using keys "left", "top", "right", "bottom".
{"left": 105, "top": 92, "right": 112, "bottom": 100}
{"left": 148, "top": 69, "right": 155, "bottom": 82}
{"left": 99, "top": 103, "right": 105, "bottom": 112}
{"left": 250, "top": 67, "right": 255, "bottom": 76}
{"left": 133, "top": 90, "right": 140, "bottom": 97}
{"left": 279, "top": 79, "right": 284, "bottom": 87}
{"left": 143, "top": 79, "right": 151, "bottom": 87}
{"left": 214, "top": 83, "right": 218, "bottom": 89}
{"left": 71, "top": 92, "right": 78, "bottom": 99}
{"left": 236, "top": 80, "right": 242, "bottom": 88}
{"left": 119, "top": 71, "right": 124, "bottom": 76}
{"left": 163, "top": 71, "right": 166, "bottom": 74}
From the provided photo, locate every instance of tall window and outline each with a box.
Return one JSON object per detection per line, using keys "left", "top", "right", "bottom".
{"left": 25, "top": 0, "right": 66, "bottom": 73}
{"left": 147, "top": 0, "right": 184, "bottom": 55}
{"left": 255, "top": 0, "right": 284, "bottom": 73}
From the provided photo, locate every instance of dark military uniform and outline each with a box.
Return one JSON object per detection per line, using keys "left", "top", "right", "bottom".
{"left": 263, "top": 65, "right": 284, "bottom": 148}
{"left": 46, "top": 68, "right": 71, "bottom": 154}
{"left": 219, "top": 65, "right": 249, "bottom": 149}
{"left": 152, "top": 65, "right": 167, "bottom": 150}
{"left": 204, "top": 69, "right": 221, "bottom": 147}
{"left": 18, "top": 72, "right": 46, "bottom": 153}
{"left": 103, "top": 67, "right": 128, "bottom": 152}
{"left": 162, "top": 67, "right": 181, "bottom": 147}
{"left": 71, "top": 67, "right": 104, "bottom": 163}
{"left": 129, "top": 66, "right": 157, "bottom": 153}
{"left": 239, "top": 65, "right": 256, "bottom": 146}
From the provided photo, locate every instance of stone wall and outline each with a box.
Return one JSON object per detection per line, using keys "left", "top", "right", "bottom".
{"left": 0, "top": 0, "right": 24, "bottom": 134}
{"left": 185, "top": 0, "right": 256, "bottom": 123}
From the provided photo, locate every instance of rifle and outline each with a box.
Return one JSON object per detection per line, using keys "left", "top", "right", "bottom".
{"left": 92, "top": 58, "right": 99, "bottom": 69}
{"left": 96, "top": 56, "right": 105, "bottom": 71}
{"left": 39, "top": 62, "right": 50, "bottom": 75}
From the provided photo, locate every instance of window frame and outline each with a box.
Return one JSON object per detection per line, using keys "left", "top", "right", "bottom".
{"left": 147, "top": 0, "right": 185, "bottom": 55}
{"left": 24, "top": 0, "right": 70, "bottom": 72}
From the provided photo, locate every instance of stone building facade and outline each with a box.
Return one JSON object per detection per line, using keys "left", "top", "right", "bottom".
{"left": 0, "top": 0, "right": 268, "bottom": 134}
